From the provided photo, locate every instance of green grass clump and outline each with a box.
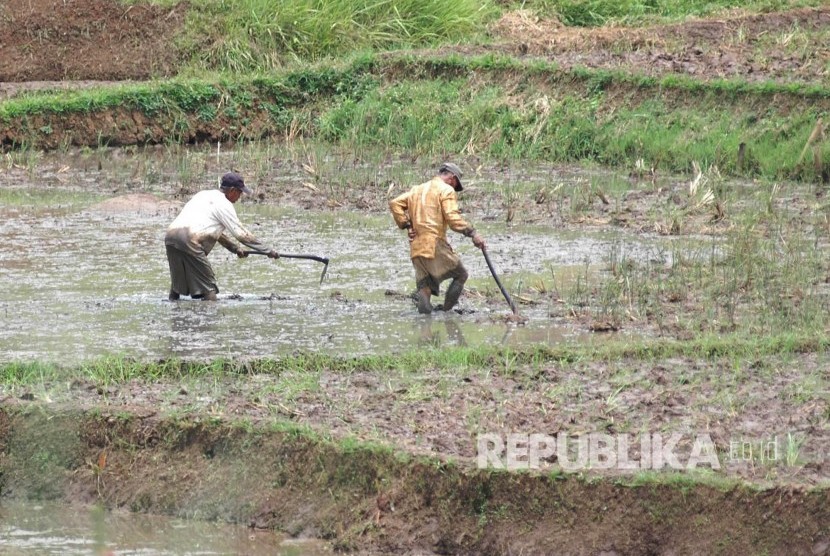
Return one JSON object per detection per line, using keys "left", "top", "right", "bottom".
{"left": 143, "top": 0, "right": 496, "bottom": 71}
{"left": 1, "top": 331, "right": 827, "bottom": 387}
{"left": 315, "top": 66, "right": 830, "bottom": 178}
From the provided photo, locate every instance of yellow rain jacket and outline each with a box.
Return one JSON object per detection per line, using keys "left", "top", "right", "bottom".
{"left": 389, "top": 177, "right": 475, "bottom": 259}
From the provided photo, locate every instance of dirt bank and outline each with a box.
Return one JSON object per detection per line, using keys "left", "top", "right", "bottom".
{"left": 0, "top": 0, "right": 187, "bottom": 82}
{"left": 1, "top": 404, "right": 827, "bottom": 555}
{"left": 491, "top": 7, "right": 830, "bottom": 85}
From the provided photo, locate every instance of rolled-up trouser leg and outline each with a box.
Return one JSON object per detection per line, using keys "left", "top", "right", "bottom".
{"left": 442, "top": 268, "right": 468, "bottom": 312}
{"left": 416, "top": 287, "right": 433, "bottom": 314}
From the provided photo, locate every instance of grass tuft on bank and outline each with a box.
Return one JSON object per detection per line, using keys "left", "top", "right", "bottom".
{"left": 130, "top": 0, "right": 496, "bottom": 71}
{"left": 0, "top": 330, "right": 827, "bottom": 387}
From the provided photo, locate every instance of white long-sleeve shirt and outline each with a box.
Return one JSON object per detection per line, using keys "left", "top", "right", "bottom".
{"left": 165, "top": 189, "right": 270, "bottom": 256}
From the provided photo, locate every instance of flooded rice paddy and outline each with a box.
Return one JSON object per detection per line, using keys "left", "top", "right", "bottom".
{"left": 0, "top": 146, "right": 713, "bottom": 363}
{"left": 0, "top": 499, "right": 329, "bottom": 555}
{"left": 1, "top": 145, "right": 825, "bottom": 555}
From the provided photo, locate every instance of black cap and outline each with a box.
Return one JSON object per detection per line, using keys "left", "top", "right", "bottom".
{"left": 439, "top": 162, "right": 463, "bottom": 191}
{"left": 220, "top": 172, "right": 252, "bottom": 194}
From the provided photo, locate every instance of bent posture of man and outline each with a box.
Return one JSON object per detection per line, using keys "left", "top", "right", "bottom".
{"left": 164, "top": 172, "right": 278, "bottom": 301}
{"left": 389, "top": 162, "right": 486, "bottom": 314}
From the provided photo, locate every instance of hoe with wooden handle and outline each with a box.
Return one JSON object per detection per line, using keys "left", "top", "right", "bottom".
{"left": 481, "top": 247, "right": 518, "bottom": 316}
{"left": 247, "top": 250, "right": 330, "bottom": 284}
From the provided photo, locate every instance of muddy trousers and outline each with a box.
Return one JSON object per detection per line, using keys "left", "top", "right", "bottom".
{"left": 414, "top": 273, "right": 467, "bottom": 314}
{"left": 442, "top": 276, "right": 466, "bottom": 311}
{"left": 165, "top": 244, "right": 218, "bottom": 299}
{"left": 411, "top": 240, "right": 468, "bottom": 314}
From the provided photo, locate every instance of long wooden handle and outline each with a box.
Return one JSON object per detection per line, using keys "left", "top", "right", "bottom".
{"left": 482, "top": 248, "right": 518, "bottom": 315}
{"left": 246, "top": 251, "right": 330, "bottom": 284}
{"left": 247, "top": 251, "right": 327, "bottom": 264}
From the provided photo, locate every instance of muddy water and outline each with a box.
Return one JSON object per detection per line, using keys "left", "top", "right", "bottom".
{"left": 0, "top": 194, "right": 675, "bottom": 363}
{"left": 0, "top": 499, "right": 329, "bottom": 555}
{"left": 0, "top": 146, "right": 706, "bottom": 363}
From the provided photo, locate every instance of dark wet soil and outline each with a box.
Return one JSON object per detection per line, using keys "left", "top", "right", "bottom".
{"left": 490, "top": 7, "right": 830, "bottom": 85}
{"left": 0, "top": 0, "right": 187, "bottom": 81}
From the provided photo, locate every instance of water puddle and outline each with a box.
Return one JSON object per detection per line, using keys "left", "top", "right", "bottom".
{"left": 0, "top": 500, "right": 329, "bottom": 555}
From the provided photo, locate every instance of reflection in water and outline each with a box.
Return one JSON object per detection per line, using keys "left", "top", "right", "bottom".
{"left": 0, "top": 500, "right": 330, "bottom": 555}
{"left": 444, "top": 318, "right": 467, "bottom": 347}
{"left": 168, "top": 302, "right": 223, "bottom": 358}
{"left": 499, "top": 322, "right": 517, "bottom": 346}
{"left": 418, "top": 316, "right": 468, "bottom": 348}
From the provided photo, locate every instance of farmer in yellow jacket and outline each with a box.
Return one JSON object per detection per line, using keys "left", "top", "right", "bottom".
{"left": 389, "top": 162, "right": 486, "bottom": 314}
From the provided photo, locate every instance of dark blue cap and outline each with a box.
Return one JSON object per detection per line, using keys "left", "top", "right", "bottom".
{"left": 220, "top": 172, "right": 252, "bottom": 194}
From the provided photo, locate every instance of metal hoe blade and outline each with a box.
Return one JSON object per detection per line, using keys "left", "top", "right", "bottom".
{"left": 318, "top": 259, "right": 329, "bottom": 284}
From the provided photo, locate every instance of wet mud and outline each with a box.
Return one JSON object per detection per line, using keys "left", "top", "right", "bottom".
{"left": 0, "top": 204, "right": 627, "bottom": 362}
{"left": 490, "top": 7, "right": 830, "bottom": 86}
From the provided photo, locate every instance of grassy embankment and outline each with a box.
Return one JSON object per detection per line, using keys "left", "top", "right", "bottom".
{"left": 3, "top": 0, "right": 827, "bottom": 176}
{"left": 130, "top": 0, "right": 828, "bottom": 70}
{"left": 0, "top": 330, "right": 827, "bottom": 483}
{"left": 1, "top": 402, "right": 826, "bottom": 554}
{"left": 2, "top": 54, "right": 829, "bottom": 179}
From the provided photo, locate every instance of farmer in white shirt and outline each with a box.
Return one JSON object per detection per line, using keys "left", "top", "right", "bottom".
{"left": 164, "top": 172, "right": 278, "bottom": 301}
